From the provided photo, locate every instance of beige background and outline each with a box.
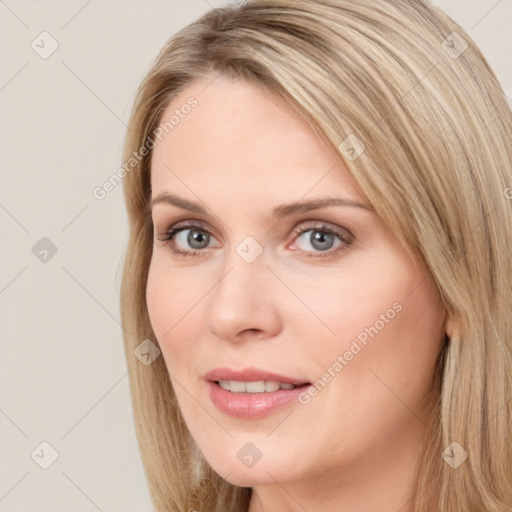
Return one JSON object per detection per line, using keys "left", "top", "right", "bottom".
{"left": 0, "top": 1, "right": 510, "bottom": 511}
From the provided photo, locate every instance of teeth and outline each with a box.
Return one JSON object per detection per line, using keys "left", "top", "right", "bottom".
{"left": 217, "top": 380, "right": 298, "bottom": 393}
{"left": 218, "top": 380, "right": 231, "bottom": 391}
{"left": 265, "top": 381, "right": 280, "bottom": 392}
{"left": 230, "top": 380, "right": 246, "bottom": 393}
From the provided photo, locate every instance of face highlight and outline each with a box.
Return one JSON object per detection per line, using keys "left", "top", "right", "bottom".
{"left": 145, "top": 75, "right": 447, "bottom": 505}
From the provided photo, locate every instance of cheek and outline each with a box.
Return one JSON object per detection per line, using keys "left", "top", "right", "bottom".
{"left": 146, "top": 260, "right": 171, "bottom": 340}
{"left": 299, "top": 251, "right": 445, "bottom": 390}
{"left": 145, "top": 259, "right": 202, "bottom": 373}
{"left": 334, "top": 272, "right": 444, "bottom": 425}
{"left": 287, "top": 258, "right": 409, "bottom": 361}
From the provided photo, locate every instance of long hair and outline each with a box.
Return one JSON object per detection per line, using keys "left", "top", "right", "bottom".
{"left": 119, "top": 1, "right": 512, "bottom": 510}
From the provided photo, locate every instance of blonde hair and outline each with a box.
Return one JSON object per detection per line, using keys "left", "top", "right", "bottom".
{"left": 119, "top": 1, "right": 512, "bottom": 510}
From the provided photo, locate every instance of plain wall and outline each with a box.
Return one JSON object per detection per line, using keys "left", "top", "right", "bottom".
{"left": 1, "top": 1, "right": 511, "bottom": 510}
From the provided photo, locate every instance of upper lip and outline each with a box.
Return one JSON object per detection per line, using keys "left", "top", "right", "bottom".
{"left": 204, "top": 367, "right": 310, "bottom": 386}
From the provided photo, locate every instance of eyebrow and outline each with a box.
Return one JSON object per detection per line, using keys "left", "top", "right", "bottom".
{"left": 147, "top": 192, "right": 374, "bottom": 218}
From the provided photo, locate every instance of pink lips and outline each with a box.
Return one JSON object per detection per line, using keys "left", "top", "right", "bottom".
{"left": 205, "top": 367, "right": 311, "bottom": 419}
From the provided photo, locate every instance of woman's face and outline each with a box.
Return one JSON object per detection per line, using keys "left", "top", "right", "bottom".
{"left": 146, "top": 75, "right": 447, "bottom": 487}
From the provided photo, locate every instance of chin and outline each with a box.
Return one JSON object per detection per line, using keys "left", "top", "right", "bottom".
{"left": 199, "top": 443, "right": 305, "bottom": 487}
{"left": 216, "top": 464, "right": 280, "bottom": 487}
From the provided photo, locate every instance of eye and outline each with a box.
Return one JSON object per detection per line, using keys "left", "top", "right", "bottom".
{"left": 290, "top": 223, "right": 352, "bottom": 258}
{"left": 155, "top": 220, "right": 219, "bottom": 256}
{"left": 154, "top": 220, "right": 352, "bottom": 259}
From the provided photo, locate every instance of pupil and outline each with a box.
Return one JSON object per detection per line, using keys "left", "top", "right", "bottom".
{"left": 189, "top": 230, "right": 209, "bottom": 249}
{"left": 312, "top": 231, "right": 332, "bottom": 251}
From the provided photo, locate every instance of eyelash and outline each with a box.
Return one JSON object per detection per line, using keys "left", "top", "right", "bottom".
{"left": 155, "top": 220, "right": 352, "bottom": 259}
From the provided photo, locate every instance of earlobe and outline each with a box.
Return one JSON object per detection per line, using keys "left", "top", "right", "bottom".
{"left": 445, "top": 312, "right": 462, "bottom": 342}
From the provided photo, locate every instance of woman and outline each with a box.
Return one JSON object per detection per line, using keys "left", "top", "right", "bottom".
{"left": 119, "top": 0, "right": 512, "bottom": 510}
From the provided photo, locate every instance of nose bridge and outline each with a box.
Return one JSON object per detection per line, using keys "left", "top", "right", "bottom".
{"left": 205, "top": 234, "right": 280, "bottom": 341}
{"left": 215, "top": 234, "right": 268, "bottom": 304}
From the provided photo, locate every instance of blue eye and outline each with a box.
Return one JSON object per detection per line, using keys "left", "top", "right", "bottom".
{"left": 293, "top": 228, "right": 347, "bottom": 255}
{"left": 155, "top": 221, "right": 352, "bottom": 259}
{"left": 289, "top": 223, "right": 352, "bottom": 258}
{"left": 173, "top": 228, "right": 211, "bottom": 250}
{"left": 156, "top": 222, "right": 216, "bottom": 256}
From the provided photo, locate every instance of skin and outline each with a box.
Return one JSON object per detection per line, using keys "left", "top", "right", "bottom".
{"left": 146, "top": 75, "right": 455, "bottom": 512}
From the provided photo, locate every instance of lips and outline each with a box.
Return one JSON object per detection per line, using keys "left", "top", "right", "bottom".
{"left": 204, "top": 367, "right": 312, "bottom": 419}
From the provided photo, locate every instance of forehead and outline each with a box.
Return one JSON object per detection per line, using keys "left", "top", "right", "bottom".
{"left": 150, "top": 76, "right": 366, "bottom": 206}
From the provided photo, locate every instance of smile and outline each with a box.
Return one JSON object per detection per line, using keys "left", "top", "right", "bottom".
{"left": 217, "top": 380, "right": 297, "bottom": 393}
{"left": 204, "top": 368, "right": 312, "bottom": 419}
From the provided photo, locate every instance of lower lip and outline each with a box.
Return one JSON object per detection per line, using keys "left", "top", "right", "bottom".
{"left": 208, "top": 381, "right": 310, "bottom": 419}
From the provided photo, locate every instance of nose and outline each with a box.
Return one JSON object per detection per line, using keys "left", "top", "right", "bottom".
{"left": 205, "top": 246, "right": 282, "bottom": 343}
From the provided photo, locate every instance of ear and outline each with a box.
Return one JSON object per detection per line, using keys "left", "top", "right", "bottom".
{"left": 445, "top": 311, "right": 462, "bottom": 341}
